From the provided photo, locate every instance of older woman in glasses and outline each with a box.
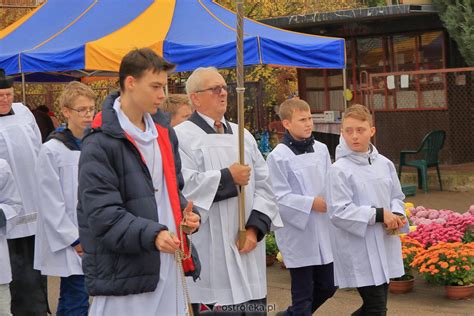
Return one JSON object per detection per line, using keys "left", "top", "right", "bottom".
{"left": 175, "top": 67, "right": 282, "bottom": 315}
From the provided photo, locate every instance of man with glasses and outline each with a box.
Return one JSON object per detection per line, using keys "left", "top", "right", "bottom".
{"left": 175, "top": 67, "right": 282, "bottom": 315}
{"left": 0, "top": 68, "right": 48, "bottom": 315}
{"left": 34, "top": 81, "right": 96, "bottom": 316}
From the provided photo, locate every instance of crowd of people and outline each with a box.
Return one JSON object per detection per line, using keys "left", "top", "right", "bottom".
{"left": 0, "top": 48, "right": 407, "bottom": 316}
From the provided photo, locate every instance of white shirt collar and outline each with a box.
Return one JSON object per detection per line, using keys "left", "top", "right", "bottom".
{"left": 113, "top": 97, "right": 158, "bottom": 144}
{"left": 196, "top": 111, "right": 226, "bottom": 132}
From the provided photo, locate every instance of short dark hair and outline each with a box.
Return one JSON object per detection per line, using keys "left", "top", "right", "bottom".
{"left": 119, "top": 48, "right": 176, "bottom": 91}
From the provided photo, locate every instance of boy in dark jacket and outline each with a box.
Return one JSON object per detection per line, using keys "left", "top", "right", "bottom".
{"left": 77, "top": 48, "right": 200, "bottom": 316}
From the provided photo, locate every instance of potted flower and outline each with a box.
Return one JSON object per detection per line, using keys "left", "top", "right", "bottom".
{"left": 265, "top": 232, "right": 278, "bottom": 266}
{"left": 389, "top": 236, "right": 422, "bottom": 294}
{"left": 411, "top": 242, "right": 474, "bottom": 299}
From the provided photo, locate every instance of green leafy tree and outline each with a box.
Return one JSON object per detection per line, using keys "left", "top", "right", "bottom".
{"left": 433, "top": 0, "right": 474, "bottom": 66}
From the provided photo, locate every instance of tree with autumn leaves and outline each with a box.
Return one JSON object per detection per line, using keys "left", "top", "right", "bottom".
{"left": 214, "top": 0, "right": 362, "bottom": 19}
{"left": 210, "top": 0, "right": 365, "bottom": 118}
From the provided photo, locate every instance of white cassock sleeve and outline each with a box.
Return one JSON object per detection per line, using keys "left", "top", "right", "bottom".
{"left": 248, "top": 135, "right": 282, "bottom": 228}
{"left": 327, "top": 166, "right": 374, "bottom": 238}
{"left": 266, "top": 153, "right": 313, "bottom": 231}
{"left": 30, "top": 118, "right": 42, "bottom": 155}
{"left": 389, "top": 162, "right": 409, "bottom": 233}
{"left": 36, "top": 146, "right": 78, "bottom": 251}
{"left": 323, "top": 149, "right": 332, "bottom": 200}
{"left": 178, "top": 147, "right": 221, "bottom": 224}
{"left": 0, "top": 161, "right": 21, "bottom": 236}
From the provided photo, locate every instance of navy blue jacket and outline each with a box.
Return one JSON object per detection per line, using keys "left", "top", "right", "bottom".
{"left": 77, "top": 92, "right": 200, "bottom": 296}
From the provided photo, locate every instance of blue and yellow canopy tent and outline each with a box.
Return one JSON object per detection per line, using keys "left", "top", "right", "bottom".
{"left": 1, "top": 0, "right": 346, "bottom": 247}
{"left": 0, "top": 0, "right": 345, "bottom": 76}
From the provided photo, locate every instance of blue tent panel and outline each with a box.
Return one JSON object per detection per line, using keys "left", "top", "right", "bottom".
{"left": 164, "top": 0, "right": 344, "bottom": 71}
{"left": 0, "top": 0, "right": 345, "bottom": 75}
{"left": 1, "top": 0, "right": 153, "bottom": 74}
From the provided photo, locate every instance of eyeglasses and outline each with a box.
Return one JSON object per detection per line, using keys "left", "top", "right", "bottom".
{"left": 196, "top": 85, "right": 228, "bottom": 95}
{"left": 65, "top": 106, "right": 96, "bottom": 117}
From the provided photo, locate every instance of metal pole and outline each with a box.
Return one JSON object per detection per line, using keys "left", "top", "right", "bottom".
{"left": 21, "top": 72, "right": 26, "bottom": 105}
{"left": 342, "top": 68, "right": 348, "bottom": 110}
{"left": 236, "top": 0, "right": 246, "bottom": 248}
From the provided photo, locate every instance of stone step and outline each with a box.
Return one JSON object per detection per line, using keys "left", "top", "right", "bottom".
{"left": 400, "top": 171, "right": 474, "bottom": 192}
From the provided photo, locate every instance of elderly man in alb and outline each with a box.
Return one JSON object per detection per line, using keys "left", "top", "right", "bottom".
{"left": 175, "top": 67, "right": 282, "bottom": 315}
{"left": 0, "top": 68, "right": 47, "bottom": 315}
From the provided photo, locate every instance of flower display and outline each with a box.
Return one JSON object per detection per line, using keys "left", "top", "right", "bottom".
{"left": 411, "top": 242, "right": 474, "bottom": 286}
{"left": 395, "top": 236, "right": 423, "bottom": 280}
{"left": 406, "top": 205, "right": 474, "bottom": 247}
{"left": 408, "top": 223, "right": 464, "bottom": 248}
{"left": 408, "top": 206, "right": 474, "bottom": 230}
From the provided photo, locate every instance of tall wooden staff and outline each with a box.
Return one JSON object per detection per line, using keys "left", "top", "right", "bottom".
{"left": 236, "top": 0, "right": 246, "bottom": 247}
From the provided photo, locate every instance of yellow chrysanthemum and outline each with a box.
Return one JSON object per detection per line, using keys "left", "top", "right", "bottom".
{"left": 276, "top": 252, "right": 283, "bottom": 263}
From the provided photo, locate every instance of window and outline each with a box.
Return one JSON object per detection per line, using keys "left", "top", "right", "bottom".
{"left": 299, "top": 31, "right": 446, "bottom": 112}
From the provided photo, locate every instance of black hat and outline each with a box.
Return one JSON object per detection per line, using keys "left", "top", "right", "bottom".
{"left": 0, "top": 69, "right": 14, "bottom": 89}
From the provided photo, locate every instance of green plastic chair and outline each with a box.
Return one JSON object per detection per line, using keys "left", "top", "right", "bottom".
{"left": 398, "top": 130, "right": 446, "bottom": 193}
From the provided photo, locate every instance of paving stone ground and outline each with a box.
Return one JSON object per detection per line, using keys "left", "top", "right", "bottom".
{"left": 46, "top": 190, "right": 474, "bottom": 315}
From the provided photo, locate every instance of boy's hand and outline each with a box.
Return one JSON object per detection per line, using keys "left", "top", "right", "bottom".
{"left": 229, "top": 163, "right": 251, "bottom": 186}
{"left": 155, "top": 231, "right": 180, "bottom": 254}
{"left": 182, "top": 201, "right": 200, "bottom": 234}
{"left": 383, "top": 210, "right": 405, "bottom": 230}
{"left": 73, "top": 244, "right": 84, "bottom": 257}
{"left": 312, "top": 197, "right": 327, "bottom": 213}
{"left": 237, "top": 227, "right": 258, "bottom": 254}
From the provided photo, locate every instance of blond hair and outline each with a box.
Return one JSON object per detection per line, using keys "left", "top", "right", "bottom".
{"left": 58, "top": 81, "right": 96, "bottom": 108}
{"left": 161, "top": 94, "right": 192, "bottom": 116}
{"left": 343, "top": 104, "right": 373, "bottom": 126}
{"left": 278, "top": 98, "right": 310, "bottom": 121}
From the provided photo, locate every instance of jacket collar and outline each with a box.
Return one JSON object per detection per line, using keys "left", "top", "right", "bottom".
{"left": 87, "top": 91, "right": 170, "bottom": 140}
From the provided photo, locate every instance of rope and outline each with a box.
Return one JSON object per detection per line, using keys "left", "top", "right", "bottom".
{"left": 173, "top": 221, "right": 194, "bottom": 316}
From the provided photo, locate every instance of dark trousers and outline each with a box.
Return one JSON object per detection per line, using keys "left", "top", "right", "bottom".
{"left": 56, "top": 275, "right": 89, "bottom": 316}
{"left": 351, "top": 283, "right": 389, "bottom": 316}
{"left": 192, "top": 297, "right": 267, "bottom": 315}
{"left": 8, "top": 236, "right": 49, "bottom": 316}
{"left": 284, "top": 263, "right": 337, "bottom": 316}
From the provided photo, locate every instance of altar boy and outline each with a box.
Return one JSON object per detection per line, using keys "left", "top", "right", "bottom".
{"left": 34, "top": 82, "right": 96, "bottom": 315}
{"left": 267, "top": 98, "right": 336, "bottom": 316}
{"left": 327, "top": 104, "right": 407, "bottom": 316}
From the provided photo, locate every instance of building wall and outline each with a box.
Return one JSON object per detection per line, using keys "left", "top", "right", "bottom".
{"left": 286, "top": 14, "right": 474, "bottom": 164}
{"left": 374, "top": 70, "right": 473, "bottom": 165}
{"left": 375, "top": 110, "right": 451, "bottom": 164}
{"left": 446, "top": 72, "right": 474, "bottom": 164}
